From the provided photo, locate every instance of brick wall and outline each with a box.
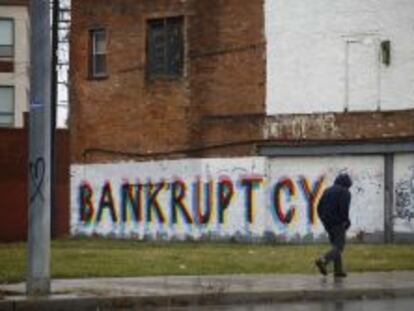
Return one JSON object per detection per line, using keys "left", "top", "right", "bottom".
{"left": 0, "top": 127, "right": 70, "bottom": 242}
{"left": 71, "top": 0, "right": 191, "bottom": 163}
{"left": 188, "top": 0, "right": 265, "bottom": 157}
{"left": 264, "top": 110, "right": 414, "bottom": 141}
{"left": 70, "top": 0, "right": 265, "bottom": 163}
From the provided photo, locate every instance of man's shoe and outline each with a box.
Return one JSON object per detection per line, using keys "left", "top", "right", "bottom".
{"left": 315, "top": 259, "right": 327, "bottom": 276}
{"left": 334, "top": 271, "right": 347, "bottom": 278}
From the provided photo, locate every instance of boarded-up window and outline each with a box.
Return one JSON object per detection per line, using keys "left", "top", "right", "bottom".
{"left": 0, "top": 86, "right": 14, "bottom": 127}
{"left": 0, "top": 19, "right": 14, "bottom": 59}
{"left": 147, "top": 17, "right": 183, "bottom": 79}
{"left": 89, "top": 29, "right": 107, "bottom": 78}
{"left": 345, "top": 39, "right": 380, "bottom": 111}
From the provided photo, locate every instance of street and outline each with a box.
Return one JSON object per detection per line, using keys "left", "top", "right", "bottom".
{"left": 160, "top": 299, "right": 414, "bottom": 311}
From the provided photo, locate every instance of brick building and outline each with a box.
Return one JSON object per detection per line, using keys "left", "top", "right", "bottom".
{"left": 70, "top": 0, "right": 414, "bottom": 242}
{"left": 70, "top": 0, "right": 263, "bottom": 163}
{"left": 70, "top": 0, "right": 414, "bottom": 164}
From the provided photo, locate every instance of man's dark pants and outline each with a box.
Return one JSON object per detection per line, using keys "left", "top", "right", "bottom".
{"left": 323, "top": 224, "right": 346, "bottom": 273}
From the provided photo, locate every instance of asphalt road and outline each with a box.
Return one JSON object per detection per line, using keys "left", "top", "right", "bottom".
{"left": 160, "top": 298, "right": 414, "bottom": 311}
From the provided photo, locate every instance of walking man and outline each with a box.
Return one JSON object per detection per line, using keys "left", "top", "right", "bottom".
{"left": 315, "top": 173, "right": 352, "bottom": 278}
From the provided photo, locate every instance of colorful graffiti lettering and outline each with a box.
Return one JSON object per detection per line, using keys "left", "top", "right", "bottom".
{"left": 192, "top": 179, "right": 212, "bottom": 225}
{"left": 272, "top": 177, "right": 297, "bottom": 224}
{"left": 79, "top": 181, "right": 94, "bottom": 223}
{"left": 77, "top": 175, "right": 325, "bottom": 228}
{"left": 217, "top": 176, "right": 234, "bottom": 224}
{"left": 146, "top": 182, "right": 167, "bottom": 223}
{"left": 171, "top": 179, "right": 193, "bottom": 224}
{"left": 96, "top": 181, "right": 117, "bottom": 223}
{"left": 121, "top": 183, "right": 142, "bottom": 222}
{"left": 241, "top": 177, "right": 263, "bottom": 224}
{"left": 271, "top": 176, "right": 325, "bottom": 226}
{"left": 298, "top": 175, "right": 325, "bottom": 225}
{"left": 78, "top": 177, "right": 244, "bottom": 225}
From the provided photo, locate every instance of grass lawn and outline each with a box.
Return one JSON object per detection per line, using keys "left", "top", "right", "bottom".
{"left": 1, "top": 239, "right": 414, "bottom": 284}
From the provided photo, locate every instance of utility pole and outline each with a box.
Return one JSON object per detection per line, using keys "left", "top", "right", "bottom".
{"left": 27, "top": 0, "right": 52, "bottom": 296}
{"left": 51, "top": 0, "right": 59, "bottom": 238}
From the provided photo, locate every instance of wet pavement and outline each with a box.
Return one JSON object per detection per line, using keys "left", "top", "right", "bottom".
{"left": 159, "top": 298, "right": 414, "bottom": 311}
{"left": 1, "top": 271, "right": 414, "bottom": 310}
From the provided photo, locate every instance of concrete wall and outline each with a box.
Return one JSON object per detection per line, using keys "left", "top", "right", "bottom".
{"left": 71, "top": 158, "right": 266, "bottom": 240}
{"left": 394, "top": 154, "right": 414, "bottom": 235}
{"left": 265, "top": 0, "right": 414, "bottom": 115}
{"left": 70, "top": 155, "right": 398, "bottom": 242}
{"left": 267, "top": 156, "right": 384, "bottom": 241}
{"left": 0, "top": 4, "right": 29, "bottom": 127}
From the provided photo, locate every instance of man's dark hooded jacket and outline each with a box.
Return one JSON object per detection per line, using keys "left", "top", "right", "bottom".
{"left": 317, "top": 174, "right": 352, "bottom": 230}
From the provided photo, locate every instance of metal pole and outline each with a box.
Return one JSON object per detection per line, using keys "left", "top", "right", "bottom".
{"left": 27, "top": 0, "right": 52, "bottom": 296}
{"left": 384, "top": 154, "right": 394, "bottom": 243}
{"left": 51, "top": 0, "right": 59, "bottom": 238}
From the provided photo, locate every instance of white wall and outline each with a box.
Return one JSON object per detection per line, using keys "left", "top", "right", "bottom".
{"left": 70, "top": 156, "right": 386, "bottom": 242}
{"left": 394, "top": 154, "right": 414, "bottom": 234}
{"left": 265, "top": 0, "right": 414, "bottom": 115}
{"left": 0, "top": 5, "right": 29, "bottom": 127}
{"left": 71, "top": 158, "right": 266, "bottom": 240}
{"left": 267, "top": 156, "right": 384, "bottom": 240}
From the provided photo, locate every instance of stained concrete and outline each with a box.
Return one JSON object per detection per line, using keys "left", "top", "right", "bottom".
{"left": 1, "top": 271, "right": 414, "bottom": 310}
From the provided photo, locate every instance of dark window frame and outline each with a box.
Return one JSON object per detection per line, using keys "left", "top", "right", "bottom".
{"left": 88, "top": 28, "right": 108, "bottom": 79}
{"left": 0, "top": 85, "right": 15, "bottom": 127}
{"left": 146, "top": 16, "right": 184, "bottom": 80}
{"left": 0, "top": 18, "right": 15, "bottom": 59}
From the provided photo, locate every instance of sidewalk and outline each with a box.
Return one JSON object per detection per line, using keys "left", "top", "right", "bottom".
{"left": 1, "top": 271, "right": 414, "bottom": 310}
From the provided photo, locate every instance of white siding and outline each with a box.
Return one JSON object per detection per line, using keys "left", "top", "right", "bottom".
{"left": 265, "top": 0, "right": 414, "bottom": 115}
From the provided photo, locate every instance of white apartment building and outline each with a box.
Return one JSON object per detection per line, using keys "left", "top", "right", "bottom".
{"left": 0, "top": 2, "right": 29, "bottom": 128}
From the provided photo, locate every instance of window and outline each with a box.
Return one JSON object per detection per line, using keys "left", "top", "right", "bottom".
{"left": 147, "top": 17, "right": 184, "bottom": 79}
{"left": 89, "top": 29, "right": 107, "bottom": 78}
{"left": 0, "top": 86, "right": 14, "bottom": 127}
{"left": 0, "top": 19, "right": 14, "bottom": 59}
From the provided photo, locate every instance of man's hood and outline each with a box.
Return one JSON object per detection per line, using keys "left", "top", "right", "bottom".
{"left": 334, "top": 173, "right": 352, "bottom": 189}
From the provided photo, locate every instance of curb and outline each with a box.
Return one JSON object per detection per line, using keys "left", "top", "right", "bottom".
{"left": 1, "top": 287, "right": 414, "bottom": 311}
